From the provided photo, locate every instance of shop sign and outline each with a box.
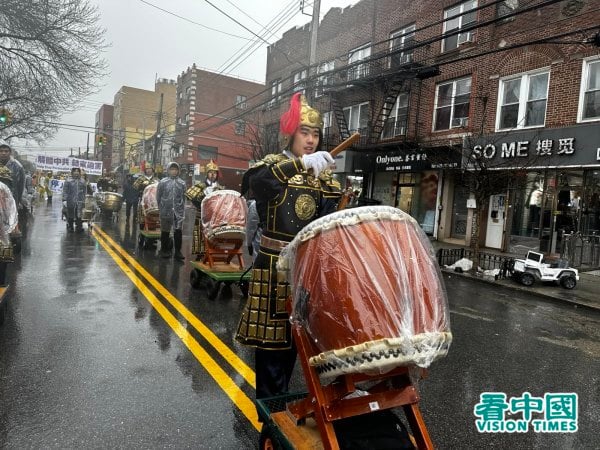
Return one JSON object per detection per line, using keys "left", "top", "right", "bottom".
{"left": 468, "top": 123, "right": 600, "bottom": 169}
{"left": 358, "top": 146, "right": 461, "bottom": 172}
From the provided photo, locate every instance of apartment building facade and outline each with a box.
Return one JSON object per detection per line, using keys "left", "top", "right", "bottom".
{"left": 94, "top": 104, "right": 113, "bottom": 173}
{"left": 173, "top": 64, "right": 264, "bottom": 188}
{"left": 263, "top": 0, "right": 600, "bottom": 256}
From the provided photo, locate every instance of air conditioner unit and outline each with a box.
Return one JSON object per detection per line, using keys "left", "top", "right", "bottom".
{"left": 452, "top": 117, "right": 469, "bottom": 127}
{"left": 457, "top": 33, "right": 474, "bottom": 45}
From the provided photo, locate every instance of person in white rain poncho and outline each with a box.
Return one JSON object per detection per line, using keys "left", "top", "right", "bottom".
{"left": 156, "top": 162, "right": 186, "bottom": 260}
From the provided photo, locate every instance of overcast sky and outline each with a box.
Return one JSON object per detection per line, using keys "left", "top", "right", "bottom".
{"left": 16, "top": 0, "right": 356, "bottom": 157}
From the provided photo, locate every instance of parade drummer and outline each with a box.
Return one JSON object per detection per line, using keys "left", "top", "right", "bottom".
{"left": 122, "top": 174, "right": 139, "bottom": 222}
{"left": 62, "top": 167, "right": 87, "bottom": 232}
{"left": 185, "top": 159, "right": 223, "bottom": 259}
{"left": 236, "top": 93, "right": 341, "bottom": 401}
{"left": 156, "top": 162, "right": 186, "bottom": 261}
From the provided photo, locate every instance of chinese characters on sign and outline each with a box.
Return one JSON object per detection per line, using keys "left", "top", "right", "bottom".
{"left": 472, "top": 138, "right": 576, "bottom": 160}
{"left": 474, "top": 392, "right": 578, "bottom": 433}
{"left": 35, "top": 155, "right": 103, "bottom": 176}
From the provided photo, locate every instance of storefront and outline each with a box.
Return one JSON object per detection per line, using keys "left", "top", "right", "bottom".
{"left": 469, "top": 123, "right": 600, "bottom": 253}
{"left": 353, "top": 145, "right": 461, "bottom": 236}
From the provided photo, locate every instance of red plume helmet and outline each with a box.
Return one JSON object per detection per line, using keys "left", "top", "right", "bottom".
{"left": 280, "top": 93, "right": 302, "bottom": 136}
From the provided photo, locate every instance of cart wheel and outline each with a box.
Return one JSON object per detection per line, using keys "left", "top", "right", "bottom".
{"left": 138, "top": 234, "right": 146, "bottom": 248}
{"left": 12, "top": 237, "right": 22, "bottom": 255}
{"left": 190, "top": 269, "right": 202, "bottom": 289}
{"left": 560, "top": 275, "right": 577, "bottom": 290}
{"left": 239, "top": 280, "right": 249, "bottom": 299}
{"left": 206, "top": 279, "right": 221, "bottom": 300}
{"left": 520, "top": 272, "right": 535, "bottom": 287}
{"left": 259, "top": 423, "right": 282, "bottom": 450}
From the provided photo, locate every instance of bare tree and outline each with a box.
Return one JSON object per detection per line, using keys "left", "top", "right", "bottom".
{"left": 246, "top": 111, "right": 281, "bottom": 163}
{"left": 0, "top": 0, "right": 107, "bottom": 142}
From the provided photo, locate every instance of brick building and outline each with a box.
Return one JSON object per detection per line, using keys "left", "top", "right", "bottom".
{"left": 111, "top": 79, "right": 177, "bottom": 172}
{"left": 94, "top": 104, "right": 113, "bottom": 173}
{"left": 262, "top": 0, "right": 600, "bottom": 257}
{"left": 173, "top": 64, "right": 264, "bottom": 188}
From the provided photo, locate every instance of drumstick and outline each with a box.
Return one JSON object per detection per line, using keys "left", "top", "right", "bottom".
{"left": 329, "top": 132, "right": 361, "bottom": 157}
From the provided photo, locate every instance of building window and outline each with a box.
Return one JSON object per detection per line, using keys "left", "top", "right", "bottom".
{"left": 434, "top": 76, "right": 471, "bottom": 131}
{"left": 292, "top": 69, "right": 307, "bottom": 93}
{"left": 442, "top": 1, "right": 477, "bottom": 52}
{"left": 315, "top": 60, "right": 334, "bottom": 97}
{"left": 578, "top": 58, "right": 600, "bottom": 122}
{"left": 390, "top": 24, "right": 415, "bottom": 68}
{"left": 497, "top": 0, "right": 518, "bottom": 18}
{"left": 269, "top": 79, "right": 283, "bottom": 107}
{"left": 343, "top": 102, "right": 369, "bottom": 133}
{"left": 322, "top": 111, "right": 332, "bottom": 137}
{"left": 198, "top": 145, "right": 217, "bottom": 160}
{"left": 348, "top": 44, "right": 371, "bottom": 81}
{"left": 234, "top": 120, "right": 246, "bottom": 136}
{"left": 184, "top": 113, "right": 190, "bottom": 124}
{"left": 382, "top": 93, "right": 409, "bottom": 139}
{"left": 496, "top": 70, "right": 549, "bottom": 130}
{"left": 235, "top": 95, "right": 247, "bottom": 110}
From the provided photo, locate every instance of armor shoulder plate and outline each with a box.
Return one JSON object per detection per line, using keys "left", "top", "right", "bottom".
{"left": 261, "top": 153, "right": 288, "bottom": 165}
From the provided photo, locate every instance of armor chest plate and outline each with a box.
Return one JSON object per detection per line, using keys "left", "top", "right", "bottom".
{"left": 265, "top": 174, "right": 322, "bottom": 240}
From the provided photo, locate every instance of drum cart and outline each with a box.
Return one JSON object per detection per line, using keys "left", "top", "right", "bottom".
{"left": 138, "top": 210, "right": 161, "bottom": 249}
{"left": 189, "top": 260, "right": 250, "bottom": 300}
{"left": 257, "top": 322, "right": 434, "bottom": 450}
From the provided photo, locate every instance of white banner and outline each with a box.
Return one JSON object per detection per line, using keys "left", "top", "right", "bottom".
{"left": 35, "top": 155, "right": 103, "bottom": 176}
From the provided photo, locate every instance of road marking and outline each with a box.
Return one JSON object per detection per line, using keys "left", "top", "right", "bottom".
{"left": 93, "top": 225, "right": 255, "bottom": 389}
{"left": 92, "top": 228, "right": 260, "bottom": 431}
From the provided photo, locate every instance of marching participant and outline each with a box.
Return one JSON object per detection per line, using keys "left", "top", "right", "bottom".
{"left": 62, "top": 167, "right": 87, "bottom": 232}
{"left": 236, "top": 93, "right": 341, "bottom": 401}
{"left": 185, "top": 160, "right": 223, "bottom": 259}
{"left": 156, "top": 162, "right": 186, "bottom": 260}
{"left": 0, "top": 144, "right": 25, "bottom": 208}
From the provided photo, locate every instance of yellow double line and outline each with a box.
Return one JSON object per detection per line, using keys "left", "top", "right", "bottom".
{"left": 92, "top": 226, "right": 260, "bottom": 431}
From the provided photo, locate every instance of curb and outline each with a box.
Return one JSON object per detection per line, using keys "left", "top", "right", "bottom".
{"left": 440, "top": 268, "right": 600, "bottom": 313}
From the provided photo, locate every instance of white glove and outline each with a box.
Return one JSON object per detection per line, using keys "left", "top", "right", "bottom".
{"left": 302, "top": 151, "right": 335, "bottom": 177}
{"left": 62, "top": 201, "right": 67, "bottom": 208}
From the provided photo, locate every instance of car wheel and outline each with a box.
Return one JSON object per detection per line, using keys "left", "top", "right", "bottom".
{"left": 520, "top": 272, "right": 535, "bottom": 287}
{"left": 560, "top": 275, "right": 577, "bottom": 290}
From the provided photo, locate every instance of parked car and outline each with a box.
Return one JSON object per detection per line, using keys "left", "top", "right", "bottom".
{"left": 512, "top": 251, "right": 579, "bottom": 289}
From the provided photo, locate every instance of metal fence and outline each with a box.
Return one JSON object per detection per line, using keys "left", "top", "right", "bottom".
{"left": 436, "top": 248, "right": 515, "bottom": 279}
{"left": 561, "top": 233, "right": 600, "bottom": 269}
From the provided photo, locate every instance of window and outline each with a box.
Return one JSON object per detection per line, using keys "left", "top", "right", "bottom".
{"left": 348, "top": 44, "right": 371, "bottom": 81}
{"left": 343, "top": 102, "right": 369, "bottom": 132}
{"left": 234, "top": 120, "right": 246, "bottom": 136}
{"left": 434, "top": 77, "right": 471, "bottom": 131}
{"left": 235, "top": 95, "right": 247, "bottom": 110}
{"left": 390, "top": 25, "right": 415, "bottom": 68}
{"left": 315, "top": 60, "right": 334, "bottom": 97}
{"left": 496, "top": 70, "right": 549, "bottom": 130}
{"left": 578, "top": 58, "right": 600, "bottom": 122}
{"left": 184, "top": 113, "right": 190, "bottom": 124}
{"left": 382, "top": 93, "right": 409, "bottom": 139}
{"left": 497, "top": 0, "right": 518, "bottom": 18}
{"left": 292, "top": 69, "right": 307, "bottom": 93}
{"left": 198, "top": 145, "right": 217, "bottom": 160}
{"left": 269, "top": 79, "right": 283, "bottom": 106}
{"left": 443, "top": 1, "right": 477, "bottom": 52}
{"left": 322, "top": 111, "right": 332, "bottom": 136}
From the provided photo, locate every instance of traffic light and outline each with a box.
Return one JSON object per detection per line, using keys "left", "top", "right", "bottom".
{"left": 96, "top": 135, "right": 105, "bottom": 146}
{"left": 0, "top": 108, "right": 11, "bottom": 124}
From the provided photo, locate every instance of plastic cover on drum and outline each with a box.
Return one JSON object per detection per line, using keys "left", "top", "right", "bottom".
{"left": 0, "top": 182, "right": 18, "bottom": 246}
{"left": 200, "top": 190, "right": 247, "bottom": 241}
{"left": 141, "top": 182, "right": 159, "bottom": 216}
{"left": 278, "top": 206, "right": 452, "bottom": 379}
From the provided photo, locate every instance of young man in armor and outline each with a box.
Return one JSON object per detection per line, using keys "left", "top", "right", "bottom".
{"left": 236, "top": 93, "right": 341, "bottom": 402}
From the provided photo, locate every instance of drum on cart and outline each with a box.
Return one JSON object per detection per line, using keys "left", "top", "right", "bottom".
{"left": 279, "top": 205, "right": 452, "bottom": 379}
{"left": 95, "top": 192, "right": 123, "bottom": 213}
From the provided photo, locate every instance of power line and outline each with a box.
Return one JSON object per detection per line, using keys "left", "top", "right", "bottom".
{"left": 138, "top": 0, "right": 254, "bottom": 41}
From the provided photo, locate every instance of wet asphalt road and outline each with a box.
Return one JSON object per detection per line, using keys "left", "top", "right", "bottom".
{"left": 0, "top": 201, "right": 599, "bottom": 449}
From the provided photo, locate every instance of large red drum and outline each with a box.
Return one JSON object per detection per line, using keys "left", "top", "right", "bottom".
{"left": 141, "top": 182, "right": 159, "bottom": 217}
{"left": 279, "top": 206, "right": 452, "bottom": 379}
{"left": 201, "top": 190, "right": 247, "bottom": 243}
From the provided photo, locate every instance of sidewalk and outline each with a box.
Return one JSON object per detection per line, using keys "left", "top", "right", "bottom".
{"left": 430, "top": 239, "right": 600, "bottom": 312}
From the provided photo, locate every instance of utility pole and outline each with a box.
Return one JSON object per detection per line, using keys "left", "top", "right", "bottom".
{"left": 307, "top": 0, "right": 321, "bottom": 101}
{"left": 86, "top": 132, "right": 90, "bottom": 160}
{"left": 153, "top": 93, "right": 164, "bottom": 172}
